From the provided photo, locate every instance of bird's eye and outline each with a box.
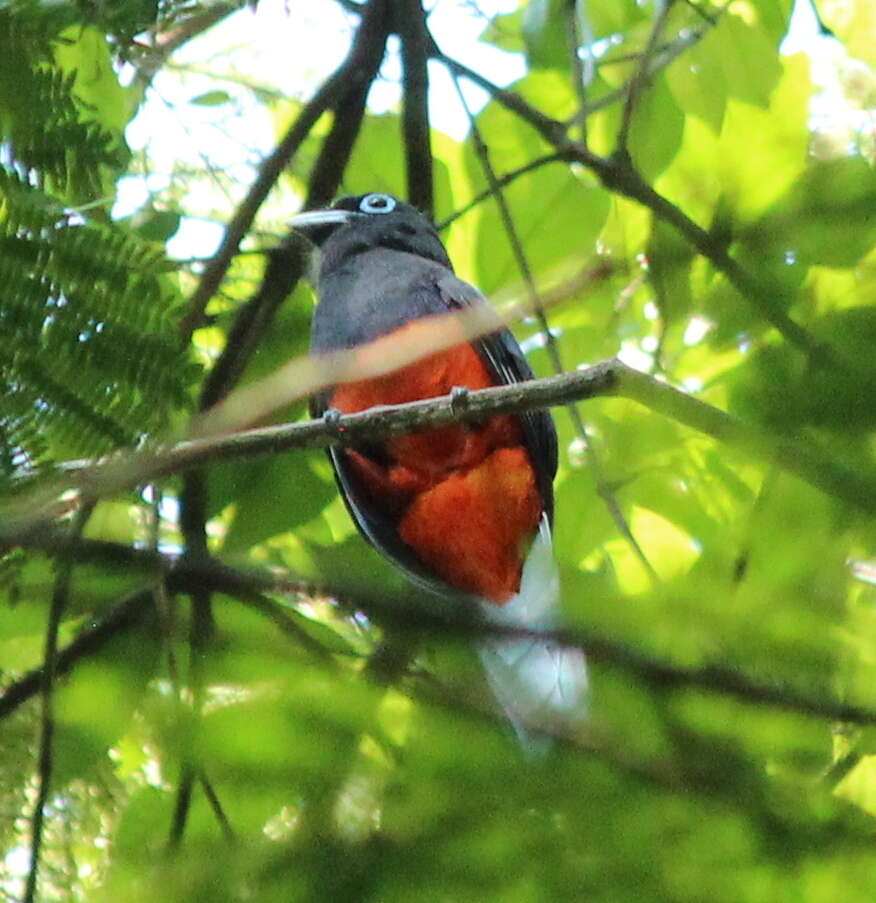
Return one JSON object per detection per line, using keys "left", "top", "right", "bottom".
{"left": 359, "top": 193, "right": 396, "bottom": 214}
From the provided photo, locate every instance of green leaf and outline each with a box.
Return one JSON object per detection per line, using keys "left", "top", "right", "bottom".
{"left": 54, "top": 26, "right": 141, "bottom": 136}
{"left": 666, "top": 29, "right": 728, "bottom": 134}
{"left": 218, "top": 452, "right": 337, "bottom": 555}
{"left": 714, "top": 52, "right": 811, "bottom": 222}
{"left": 131, "top": 208, "right": 182, "bottom": 242}
{"left": 628, "top": 73, "right": 685, "bottom": 179}
{"left": 821, "top": 0, "right": 876, "bottom": 69}
{"left": 189, "top": 90, "right": 232, "bottom": 106}
{"left": 53, "top": 621, "right": 160, "bottom": 786}
{"left": 715, "top": 14, "right": 783, "bottom": 108}
{"left": 646, "top": 214, "right": 695, "bottom": 330}
{"left": 522, "top": 0, "right": 569, "bottom": 70}
{"left": 742, "top": 156, "right": 876, "bottom": 269}
{"left": 750, "top": 0, "right": 794, "bottom": 46}
{"left": 585, "top": 0, "right": 649, "bottom": 39}
{"left": 729, "top": 307, "right": 876, "bottom": 433}
{"left": 479, "top": 9, "right": 525, "bottom": 54}
{"left": 462, "top": 106, "right": 610, "bottom": 294}
{"left": 0, "top": 172, "right": 191, "bottom": 465}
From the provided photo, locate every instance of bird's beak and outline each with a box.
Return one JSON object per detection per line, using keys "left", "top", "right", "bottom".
{"left": 287, "top": 209, "right": 363, "bottom": 231}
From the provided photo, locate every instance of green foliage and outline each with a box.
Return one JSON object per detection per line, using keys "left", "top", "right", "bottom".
{"left": 0, "top": 9, "right": 135, "bottom": 203}
{"left": 0, "top": 167, "right": 191, "bottom": 464}
{"left": 4, "top": 0, "right": 876, "bottom": 901}
{"left": 0, "top": 7, "right": 191, "bottom": 472}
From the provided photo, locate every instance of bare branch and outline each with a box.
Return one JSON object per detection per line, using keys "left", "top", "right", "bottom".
{"left": 398, "top": 0, "right": 434, "bottom": 217}
{"left": 178, "top": 0, "right": 392, "bottom": 340}
{"left": 5, "top": 356, "right": 876, "bottom": 549}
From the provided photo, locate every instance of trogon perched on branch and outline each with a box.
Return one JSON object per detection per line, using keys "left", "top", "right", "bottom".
{"left": 289, "top": 192, "right": 586, "bottom": 743}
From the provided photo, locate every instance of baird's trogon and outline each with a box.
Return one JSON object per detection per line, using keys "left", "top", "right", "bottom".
{"left": 289, "top": 192, "right": 587, "bottom": 742}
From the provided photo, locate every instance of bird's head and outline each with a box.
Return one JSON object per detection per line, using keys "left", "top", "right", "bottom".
{"left": 288, "top": 192, "right": 451, "bottom": 270}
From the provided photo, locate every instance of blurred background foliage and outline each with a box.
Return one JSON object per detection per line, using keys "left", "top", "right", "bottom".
{"left": 3, "top": 0, "right": 876, "bottom": 899}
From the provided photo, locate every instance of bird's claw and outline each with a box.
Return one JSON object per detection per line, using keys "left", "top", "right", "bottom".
{"left": 450, "top": 385, "right": 470, "bottom": 416}
{"left": 323, "top": 407, "right": 344, "bottom": 431}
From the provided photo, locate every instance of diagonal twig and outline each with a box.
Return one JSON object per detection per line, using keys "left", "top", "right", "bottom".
{"left": 436, "top": 46, "right": 835, "bottom": 368}
{"left": 178, "top": 0, "right": 392, "bottom": 341}
{"left": 436, "top": 152, "right": 568, "bottom": 229}
{"left": 616, "top": 0, "right": 678, "bottom": 151}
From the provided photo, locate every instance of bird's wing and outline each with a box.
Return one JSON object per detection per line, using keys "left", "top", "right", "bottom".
{"left": 436, "top": 271, "right": 558, "bottom": 525}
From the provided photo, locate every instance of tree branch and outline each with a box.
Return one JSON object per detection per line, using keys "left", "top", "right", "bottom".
{"left": 435, "top": 46, "right": 836, "bottom": 368}
{"left": 6, "top": 552, "right": 876, "bottom": 737}
{"left": 133, "top": 2, "right": 245, "bottom": 83}
{"left": 397, "top": 0, "right": 434, "bottom": 217}
{"left": 5, "top": 358, "right": 876, "bottom": 549}
{"left": 178, "top": 0, "right": 392, "bottom": 340}
{"left": 615, "top": 0, "right": 677, "bottom": 150}
{"left": 304, "top": 0, "right": 391, "bottom": 209}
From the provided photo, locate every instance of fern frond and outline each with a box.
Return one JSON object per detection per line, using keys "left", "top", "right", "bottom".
{"left": 0, "top": 167, "right": 193, "bottom": 470}
{"left": 0, "top": 7, "right": 128, "bottom": 203}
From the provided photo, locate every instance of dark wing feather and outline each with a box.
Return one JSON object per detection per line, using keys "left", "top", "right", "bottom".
{"left": 311, "top": 374, "right": 474, "bottom": 602}
{"left": 436, "top": 272, "right": 558, "bottom": 526}
{"left": 330, "top": 445, "right": 463, "bottom": 599}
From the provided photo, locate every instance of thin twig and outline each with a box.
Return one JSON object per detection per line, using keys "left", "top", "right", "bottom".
{"left": 616, "top": 0, "right": 677, "bottom": 151}
{"left": 24, "top": 501, "right": 94, "bottom": 903}
{"left": 565, "top": 0, "right": 590, "bottom": 147}
{"left": 178, "top": 0, "right": 392, "bottom": 340}
{"left": 436, "top": 153, "right": 568, "bottom": 230}
{"left": 200, "top": 772, "right": 235, "bottom": 841}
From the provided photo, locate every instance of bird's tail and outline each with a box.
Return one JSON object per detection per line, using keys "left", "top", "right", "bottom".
{"left": 476, "top": 517, "right": 587, "bottom": 750}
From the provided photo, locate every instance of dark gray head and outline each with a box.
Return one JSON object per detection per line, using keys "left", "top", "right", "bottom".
{"left": 288, "top": 192, "right": 452, "bottom": 273}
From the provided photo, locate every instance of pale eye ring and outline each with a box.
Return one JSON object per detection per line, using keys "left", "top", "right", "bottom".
{"left": 359, "top": 193, "right": 396, "bottom": 214}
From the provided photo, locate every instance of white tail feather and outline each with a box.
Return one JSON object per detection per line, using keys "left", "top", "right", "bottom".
{"left": 476, "top": 517, "right": 587, "bottom": 748}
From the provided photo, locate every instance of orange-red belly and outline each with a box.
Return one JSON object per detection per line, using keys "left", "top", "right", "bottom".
{"left": 330, "top": 328, "right": 541, "bottom": 603}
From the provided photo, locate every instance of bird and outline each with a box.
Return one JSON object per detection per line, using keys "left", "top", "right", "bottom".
{"left": 289, "top": 192, "right": 587, "bottom": 746}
